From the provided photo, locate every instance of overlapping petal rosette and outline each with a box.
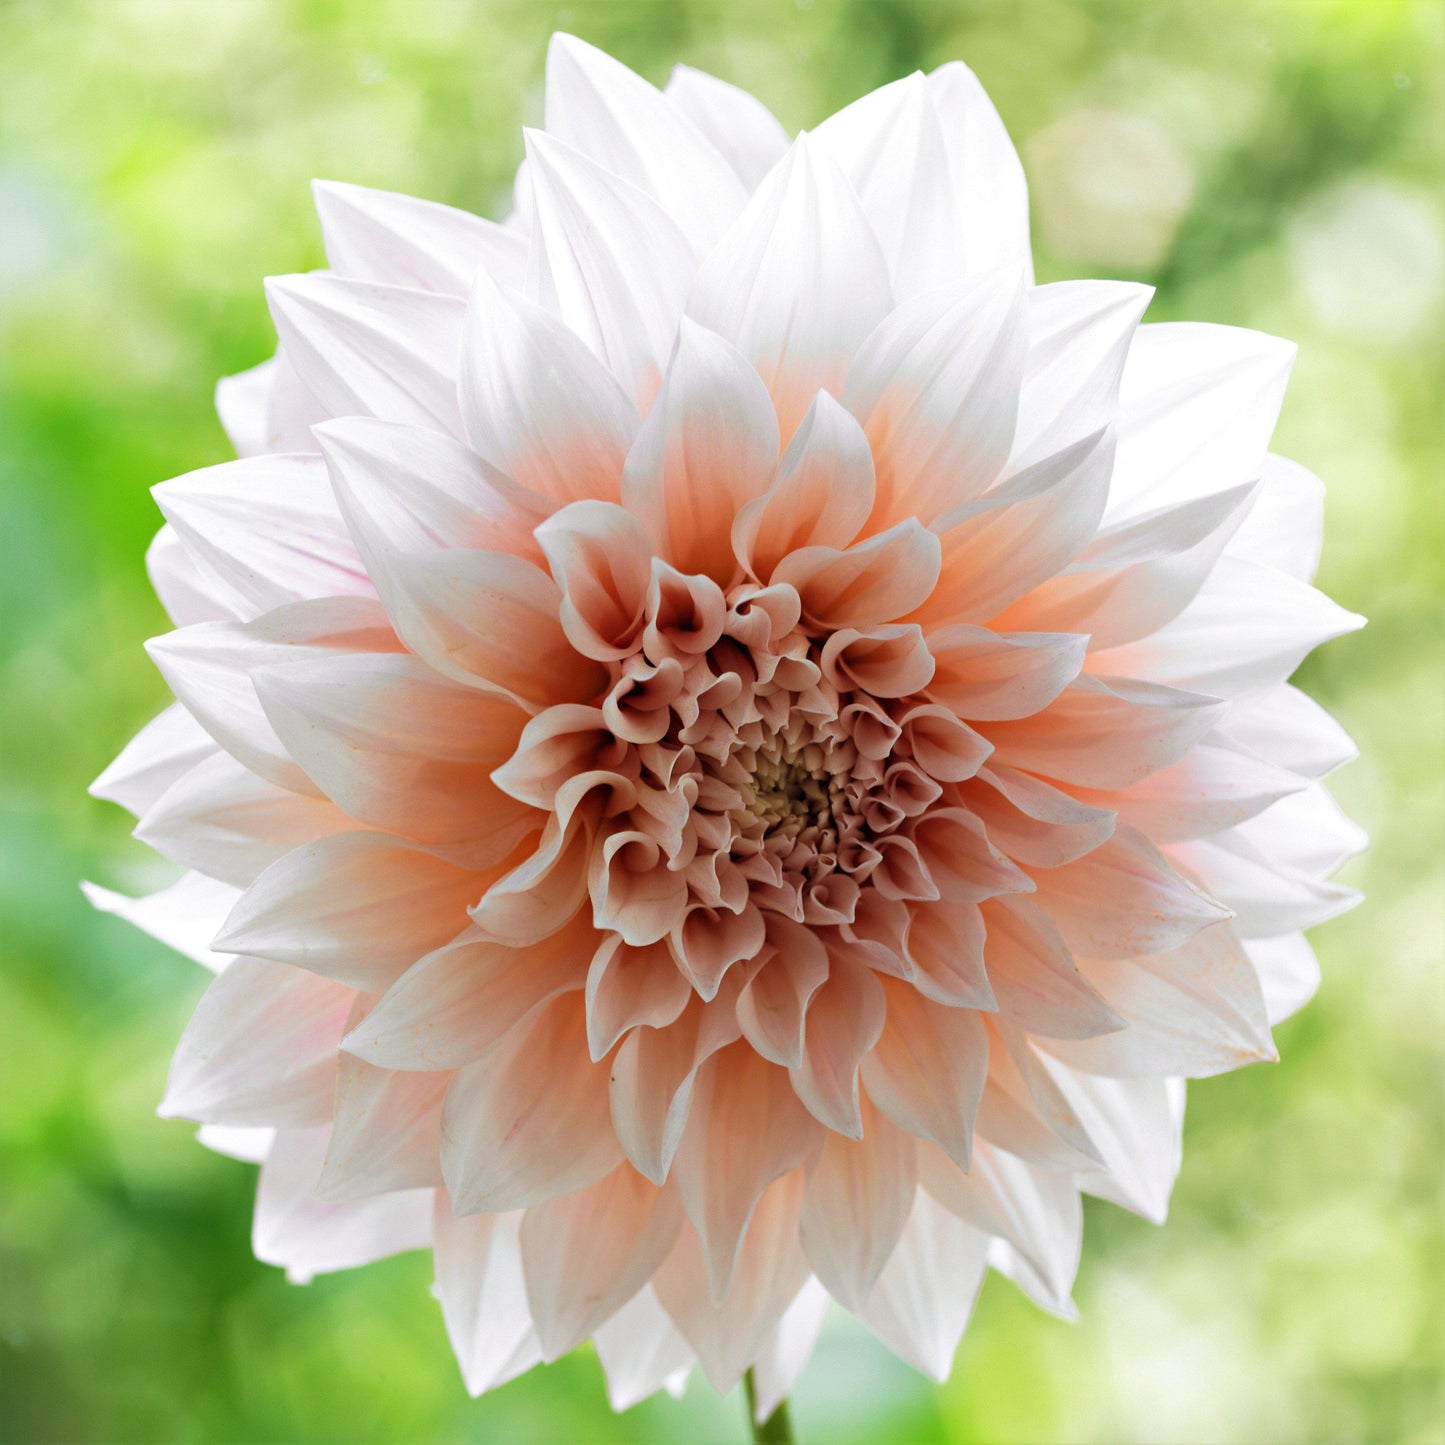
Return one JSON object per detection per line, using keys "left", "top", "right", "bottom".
{"left": 88, "top": 35, "right": 1364, "bottom": 1412}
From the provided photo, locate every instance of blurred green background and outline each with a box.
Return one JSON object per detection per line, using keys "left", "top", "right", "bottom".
{"left": 1, "top": 0, "right": 1440, "bottom": 1441}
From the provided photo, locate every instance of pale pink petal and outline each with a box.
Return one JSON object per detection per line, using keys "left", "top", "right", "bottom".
{"left": 664, "top": 65, "right": 791, "bottom": 190}
{"left": 1227, "top": 453, "right": 1325, "bottom": 581}
{"left": 312, "top": 178, "right": 526, "bottom": 293}
{"left": 82, "top": 870, "right": 239, "bottom": 973}
{"left": 688, "top": 135, "right": 893, "bottom": 439}
{"left": 89, "top": 702, "right": 218, "bottom": 818}
{"left": 592, "top": 1285, "right": 695, "bottom": 1410}
{"left": 440, "top": 995, "right": 621, "bottom": 1214}
{"left": 344, "top": 914, "right": 594, "bottom": 1071}
{"left": 264, "top": 274, "right": 466, "bottom": 436}
{"left": 146, "top": 523, "right": 240, "bottom": 626}
{"left": 620, "top": 319, "right": 779, "bottom": 584}
{"left": 858, "top": 1188, "right": 990, "bottom": 1381}
{"left": 159, "top": 957, "right": 352, "bottom": 1126}
{"left": 799, "top": 1098, "right": 915, "bottom": 1309}
{"left": 544, "top": 34, "right": 748, "bottom": 252}
{"left": 1245, "top": 932, "right": 1321, "bottom": 1024}
{"left": 520, "top": 1166, "right": 683, "bottom": 1359}
{"left": 749, "top": 1278, "right": 830, "bottom": 1423}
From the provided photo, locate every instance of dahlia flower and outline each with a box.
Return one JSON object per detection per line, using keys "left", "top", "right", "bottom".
{"left": 88, "top": 34, "right": 1364, "bottom": 1426}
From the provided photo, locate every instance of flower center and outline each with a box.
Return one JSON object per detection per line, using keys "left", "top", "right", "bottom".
{"left": 747, "top": 746, "right": 840, "bottom": 839}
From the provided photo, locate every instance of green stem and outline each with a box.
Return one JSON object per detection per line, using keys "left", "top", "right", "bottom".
{"left": 743, "top": 1368, "right": 796, "bottom": 1444}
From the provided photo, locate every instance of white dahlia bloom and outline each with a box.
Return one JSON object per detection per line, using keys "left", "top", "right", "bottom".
{"left": 88, "top": 34, "right": 1364, "bottom": 1417}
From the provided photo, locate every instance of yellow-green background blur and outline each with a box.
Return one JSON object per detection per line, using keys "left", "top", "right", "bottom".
{"left": 1, "top": 1, "right": 1440, "bottom": 1441}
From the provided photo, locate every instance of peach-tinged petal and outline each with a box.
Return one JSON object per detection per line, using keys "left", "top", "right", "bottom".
{"left": 844, "top": 270, "right": 1027, "bottom": 527}
{"left": 535, "top": 500, "right": 654, "bottom": 661}
{"left": 345, "top": 914, "right": 594, "bottom": 1072}
{"left": 819, "top": 625, "right": 935, "bottom": 698}
{"left": 909, "top": 806, "right": 1035, "bottom": 905}
{"left": 520, "top": 1166, "right": 683, "bottom": 1359}
{"left": 985, "top": 674, "right": 1224, "bottom": 790}
{"left": 458, "top": 267, "right": 639, "bottom": 507}
{"left": 860, "top": 977, "right": 989, "bottom": 1169}
{"left": 859, "top": 1188, "right": 990, "bottom": 1382}
{"left": 673, "top": 1044, "right": 821, "bottom": 1300}
{"left": 773, "top": 520, "right": 941, "bottom": 629}
{"left": 734, "top": 389, "right": 878, "bottom": 579}
{"left": 265, "top": 274, "right": 466, "bottom": 436}
{"left": 964, "top": 764, "right": 1116, "bottom": 868}
{"left": 926, "top": 626, "right": 1086, "bottom": 722}
{"left": 215, "top": 832, "right": 484, "bottom": 993}
{"left": 523, "top": 128, "right": 697, "bottom": 406}
{"left": 621, "top": 320, "right": 779, "bottom": 584}
{"left": 608, "top": 987, "right": 743, "bottom": 1184}
{"left": 160, "top": 958, "right": 352, "bottom": 1127}
{"left": 432, "top": 1199, "right": 541, "bottom": 1396}
{"left": 788, "top": 958, "right": 887, "bottom": 1137}
{"left": 736, "top": 921, "right": 830, "bottom": 1069}
{"left": 902, "top": 900, "right": 995, "bottom": 1010}
{"left": 980, "top": 896, "right": 1125, "bottom": 1040}
{"left": 653, "top": 1171, "right": 810, "bottom": 1393}
{"left": 544, "top": 34, "right": 748, "bottom": 252}
{"left": 895, "top": 704, "right": 993, "bottom": 783}
{"left": 591, "top": 829, "right": 692, "bottom": 947}
{"left": 800, "top": 1098, "right": 916, "bottom": 1310}
{"left": 688, "top": 135, "right": 893, "bottom": 439}
{"left": 312, "top": 178, "right": 526, "bottom": 293}
{"left": 468, "top": 810, "right": 594, "bottom": 948}
{"left": 1035, "top": 824, "right": 1231, "bottom": 960}
{"left": 585, "top": 935, "right": 693, "bottom": 1061}
{"left": 441, "top": 996, "right": 621, "bottom": 1214}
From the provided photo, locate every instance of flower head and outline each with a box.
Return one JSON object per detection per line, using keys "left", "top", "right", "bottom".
{"left": 89, "top": 34, "right": 1364, "bottom": 1412}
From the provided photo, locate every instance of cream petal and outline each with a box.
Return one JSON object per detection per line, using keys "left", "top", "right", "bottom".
{"left": 159, "top": 957, "right": 352, "bottom": 1127}
{"left": 1245, "top": 932, "right": 1321, "bottom": 1025}
{"left": 264, "top": 273, "right": 466, "bottom": 436}
{"left": 153, "top": 453, "right": 371, "bottom": 618}
{"left": 147, "top": 524, "right": 240, "bottom": 626}
{"left": 673, "top": 1043, "right": 822, "bottom": 1300}
{"left": 1034, "top": 824, "right": 1231, "bottom": 960}
{"left": 458, "top": 266, "right": 640, "bottom": 506}
{"left": 620, "top": 319, "right": 780, "bottom": 584}
{"left": 858, "top": 1188, "right": 990, "bottom": 1382}
{"left": 431, "top": 1198, "right": 542, "bottom": 1396}
{"left": 979, "top": 895, "right": 1125, "bottom": 1040}
{"left": 843, "top": 270, "right": 1027, "bottom": 528}
{"left": 312, "top": 178, "right": 526, "bottom": 293}
{"left": 524, "top": 127, "right": 697, "bottom": 406}
{"left": 799, "top": 1097, "right": 915, "bottom": 1309}
{"left": 544, "top": 34, "right": 748, "bottom": 252}
{"left": 592, "top": 1284, "right": 695, "bottom": 1410}
{"left": 926, "top": 625, "right": 1086, "bottom": 722}
{"left": 82, "top": 870, "right": 239, "bottom": 973}
{"left": 134, "top": 750, "right": 354, "bottom": 888}
{"left": 688, "top": 135, "right": 893, "bottom": 440}
{"left": 733, "top": 389, "right": 877, "bottom": 579}
{"left": 652, "top": 1171, "right": 811, "bottom": 1393}
{"left": 664, "top": 65, "right": 791, "bottom": 190}
{"left": 254, "top": 651, "right": 535, "bottom": 861}
{"left": 214, "top": 831, "right": 485, "bottom": 992}
{"left": 344, "top": 914, "right": 594, "bottom": 1071}
{"left": 860, "top": 978, "right": 988, "bottom": 1168}
{"left": 253, "top": 1125, "right": 433, "bottom": 1284}
{"left": 1217, "top": 683, "right": 1358, "bottom": 779}
{"left": 89, "top": 702, "right": 218, "bottom": 818}
{"left": 519, "top": 1165, "right": 683, "bottom": 1359}
{"left": 214, "top": 357, "right": 273, "bottom": 458}
{"left": 441, "top": 995, "right": 621, "bottom": 1214}
{"left": 1227, "top": 453, "right": 1324, "bottom": 581}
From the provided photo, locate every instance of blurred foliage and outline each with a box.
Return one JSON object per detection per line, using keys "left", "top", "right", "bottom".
{"left": 1, "top": 1, "right": 1441, "bottom": 1441}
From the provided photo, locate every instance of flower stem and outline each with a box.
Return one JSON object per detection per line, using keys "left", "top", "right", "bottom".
{"left": 743, "top": 1368, "right": 796, "bottom": 1444}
